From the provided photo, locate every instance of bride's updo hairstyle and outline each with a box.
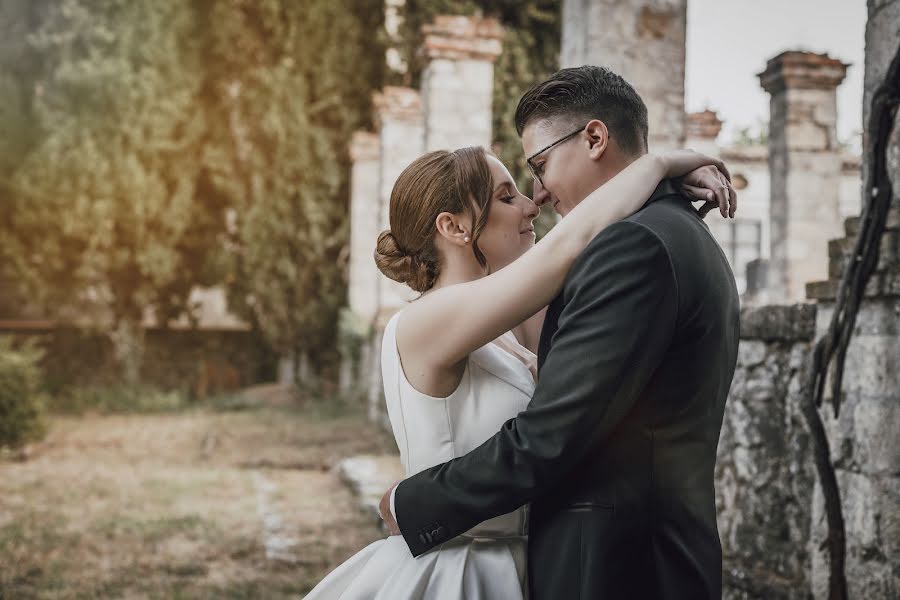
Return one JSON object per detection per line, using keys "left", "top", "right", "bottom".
{"left": 375, "top": 146, "right": 494, "bottom": 293}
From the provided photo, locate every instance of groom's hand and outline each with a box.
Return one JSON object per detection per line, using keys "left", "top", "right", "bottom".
{"left": 378, "top": 482, "right": 401, "bottom": 536}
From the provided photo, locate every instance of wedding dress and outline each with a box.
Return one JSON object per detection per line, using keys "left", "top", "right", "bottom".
{"left": 304, "top": 310, "right": 536, "bottom": 599}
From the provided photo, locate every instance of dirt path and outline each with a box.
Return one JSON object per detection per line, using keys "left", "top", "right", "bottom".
{"left": 0, "top": 400, "right": 397, "bottom": 599}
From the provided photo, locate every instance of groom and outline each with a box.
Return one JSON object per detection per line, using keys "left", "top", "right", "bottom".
{"left": 379, "top": 65, "right": 740, "bottom": 599}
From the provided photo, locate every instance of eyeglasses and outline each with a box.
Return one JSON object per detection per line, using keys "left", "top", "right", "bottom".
{"left": 526, "top": 124, "right": 587, "bottom": 185}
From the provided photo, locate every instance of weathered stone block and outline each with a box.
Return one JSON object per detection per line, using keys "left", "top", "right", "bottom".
{"left": 807, "top": 268, "right": 900, "bottom": 300}
{"left": 718, "top": 335, "right": 813, "bottom": 597}
{"left": 740, "top": 304, "right": 817, "bottom": 341}
{"left": 835, "top": 334, "right": 900, "bottom": 395}
{"left": 847, "top": 395, "right": 900, "bottom": 475}
{"left": 810, "top": 470, "right": 900, "bottom": 599}
{"left": 844, "top": 203, "right": 900, "bottom": 236}
{"left": 842, "top": 299, "right": 900, "bottom": 335}
{"left": 828, "top": 229, "right": 900, "bottom": 278}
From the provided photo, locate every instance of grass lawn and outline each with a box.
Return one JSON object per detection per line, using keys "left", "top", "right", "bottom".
{"left": 0, "top": 389, "right": 397, "bottom": 599}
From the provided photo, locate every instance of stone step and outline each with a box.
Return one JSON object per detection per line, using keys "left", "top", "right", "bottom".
{"left": 806, "top": 267, "right": 900, "bottom": 301}
{"left": 843, "top": 202, "right": 900, "bottom": 237}
{"left": 828, "top": 229, "right": 900, "bottom": 279}
{"left": 337, "top": 454, "right": 404, "bottom": 526}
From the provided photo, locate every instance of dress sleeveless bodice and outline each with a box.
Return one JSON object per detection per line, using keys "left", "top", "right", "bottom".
{"left": 303, "top": 310, "right": 535, "bottom": 599}
{"left": 381, "top": 311, "right": 535, "bottom": 538}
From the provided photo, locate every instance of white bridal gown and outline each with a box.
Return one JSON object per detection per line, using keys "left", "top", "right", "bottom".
{"left": 304, "top": 310, "right": 537, "bottom": 599}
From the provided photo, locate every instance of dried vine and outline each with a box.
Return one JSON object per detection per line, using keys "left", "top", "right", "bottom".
{"left": 802, "top": 41, "right": 900, "bottom": 600}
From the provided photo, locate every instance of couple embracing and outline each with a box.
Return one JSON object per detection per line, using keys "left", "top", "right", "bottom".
{"left": 306, "top": 65, "right": 740, "bottom": 600}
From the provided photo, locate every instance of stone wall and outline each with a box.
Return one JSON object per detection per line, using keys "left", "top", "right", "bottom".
{"left": 802, "top": 2, "right": 900, "bottom": 590}
{"left": 717, "top": 305, "right": 816, "bottom": 599}
{"left": 808, "top": 298, "right": 900, "bottom": 599}
{"left": 720, "top": 208, "right": 899, "bottom": 599}
{"left": 719, "top": 5, "right": 900, "bottom": 592}
{"left": 760, "top": 51, "right": 849, "bottom": 303}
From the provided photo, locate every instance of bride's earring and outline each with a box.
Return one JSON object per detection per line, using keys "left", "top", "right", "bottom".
{"left": 464, "top": 236, "right": 470, "bottom": 243}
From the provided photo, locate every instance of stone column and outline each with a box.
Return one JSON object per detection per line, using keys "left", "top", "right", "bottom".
{"left": 347, "top": 131, "right": 381, "bottom": 323}
{"left": 759, "top": 51, "right": 849, "bottom": 302}
{"left": 373, "top": 86, "right": 423, "bottom": 313}
{"left": 805, "top": 206, "right": 900, "bottom": 599}
{"left": 561, "top": 0, "right": 687, "bottom": 152}
{"left": 804, "top": 4, "right": 900, "bottom": 595}
{"left": 367, "top": 86, "right": 423, "bottom": 423}
{"left": 420, "top": 16, "right": 503, "bottom": 151}
{"left": 685, "top": 109, "right": 723, "bottom": 156}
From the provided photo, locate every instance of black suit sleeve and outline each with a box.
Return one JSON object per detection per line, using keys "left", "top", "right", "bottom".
{"left": 394, "top": 220, "right": 679, "bottom": 556}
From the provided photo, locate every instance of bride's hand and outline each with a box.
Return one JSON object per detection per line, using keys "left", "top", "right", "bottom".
{"left": 657, "top": 150, "right": 736, "bottom": 219}
{"left": 681, "top": 164, "right": 737, "bottom": 219}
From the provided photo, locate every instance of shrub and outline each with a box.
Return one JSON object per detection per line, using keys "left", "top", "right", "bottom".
{"left": 0, "top": 338, "right": 47, "bottom": 449}
{"left": 48, "top": 383, "right": 189, "bottom": 415}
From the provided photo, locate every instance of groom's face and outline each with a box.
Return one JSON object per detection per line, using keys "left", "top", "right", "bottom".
{"left": 521, "top": 119, "right": 611, "bottom": 218}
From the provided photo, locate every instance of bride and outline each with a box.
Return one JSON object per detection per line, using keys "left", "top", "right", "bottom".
{"left": 304, "top": 145, "right": 733, "bottom": 599}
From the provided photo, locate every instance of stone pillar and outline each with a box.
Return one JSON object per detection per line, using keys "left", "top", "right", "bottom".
{"left": 685, "top": 109, "right": 723, "bottom": 156}
{"left": 347, "top": 131, "right": 381, "bottom": 323}
{"left": 367, "top": 86, "right": 423, "bottom": 423}
{"left": 373, "top": 86, "right": 423, "bottom": 313}
{"left": 743, "top": 258, "right": 770, "bottom": 306}
{"left": 561, "top": 0, "right": 686, "bottom": 152}
{"left": 759, "top": 51, "right": 849, "bottom": 302}
{"left": 420, "top": 16, "right": 503, "bottom": 151}
{"left": 803, "top": 4, "right": 900, "bottom": 594}
{"left": 805, "top": 205, "right": 900, "bottom": 598}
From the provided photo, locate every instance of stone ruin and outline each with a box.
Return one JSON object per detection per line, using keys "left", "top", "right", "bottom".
{"left": 344, "top": 2, "right": 899, "bottom": 597}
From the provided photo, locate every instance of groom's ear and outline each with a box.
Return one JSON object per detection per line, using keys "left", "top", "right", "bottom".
{"left": 585, "top": 119, "right": 609, "bottom": 161}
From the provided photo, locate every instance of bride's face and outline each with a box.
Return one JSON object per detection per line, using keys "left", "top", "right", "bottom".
{"left": 476, "top": 155, "right": 540, "bottom": 272}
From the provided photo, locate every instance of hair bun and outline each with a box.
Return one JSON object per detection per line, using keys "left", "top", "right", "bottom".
{"left": 374, "top": 230, "right": 434, "bottom": 293}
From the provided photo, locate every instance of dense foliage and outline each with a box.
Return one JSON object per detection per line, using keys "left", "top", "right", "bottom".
{"left": 0, "top": 338, "right": 45, "bottom": 448}
{"left": 0, "top": 0, "right": 385, "bottom": 380}
{"left": 0, "top": 0, "right": 561, "bottom": 384}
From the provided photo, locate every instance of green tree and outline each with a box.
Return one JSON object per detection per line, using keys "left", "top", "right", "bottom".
{"left": 8, "top": 0, "right": 222, "bottom": 383}
{"left": 734, "top": 119, "right": 769, "bottom": 147}
{"left": 0, "top": 0, "right": 44, "bottom": 316}
{"left": 202, "top": 0, "right": 385, "bottom": 380}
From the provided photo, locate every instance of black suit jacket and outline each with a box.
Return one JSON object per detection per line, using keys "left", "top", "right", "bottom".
{"left": 394, "top": 181, "right": 741, "bottom": 600}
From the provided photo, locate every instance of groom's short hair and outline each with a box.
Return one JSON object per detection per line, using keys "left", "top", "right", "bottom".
{"left": 514, "top": 65, "right": 649, "bottom": 157}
